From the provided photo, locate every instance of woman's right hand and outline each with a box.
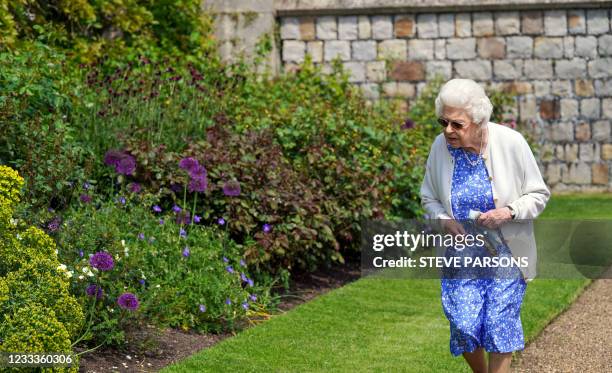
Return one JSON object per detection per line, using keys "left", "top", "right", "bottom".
{"left": 441, "top": 219, "right": 466, "bottom": 236}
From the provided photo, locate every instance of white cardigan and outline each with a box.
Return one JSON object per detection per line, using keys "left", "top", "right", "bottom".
{"left": 420, "top": 121, "right": 551, "bottom": 282}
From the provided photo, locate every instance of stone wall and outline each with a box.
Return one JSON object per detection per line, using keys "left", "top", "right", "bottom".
{"left": 207, "top": 1, "right": 612, "bottom": 192}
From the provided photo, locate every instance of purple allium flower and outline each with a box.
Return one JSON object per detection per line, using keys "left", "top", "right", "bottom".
{"left": 240, "top": 259, "right": 246, "bottom": 267}
{"left": 116, "top": 155, "right": 136, "bottom": 175}
{"left": 104, "top": 150, "right": 125, "bottom": 167}
{"left": 240, "top": 272, "right": 248, "bottom": 282}
{"left": 159, "top": 218, "right": 165, "bottom": 225}
{"left": 225, "top": 298, "right": 231, "bottom": 305}
{"left": 222, "top": 256, "right": 229, "bottom": 263}
{"left": 242, "top": 302, "right": 249, "bottom": 310}
{"left": 199, "top": 304, "right": 207, "bottom": 312}
{"left": 222, "top": 180, "right": 241, "bottom": 197}
{"left": 179, "top": 157, "right": 199, "bottom": 172}
{"left": 173, "top": 205, "right": 182, "bottom": 213}
{"left": 249, "top": 294, "right": 257, "bottom": 302}
{"left": 89, "top": 251, "right": 114, "bottom": 271}
{"left": 247, "top": 278, "right": 254, "bottom": 287}
{"left": 139, "top": 279, "right": 145, "bottom": 286}
{"left": 262, "top": 224, "right": 271, "bottom": 233}
{"left": 188, "top": 176, "right": 208, "bottom": 193}
{"left": 47, "top": 217, "right": 61, "bottom": 232}
{"left": 86, "top": 284, "right": 104, "bottom": 299}
{"left": 193, "top": 215, "right": 201, "bottom": 223}
{"left": 180, "top": 228, "right": 187, "bottom": 238}
{"left": 138, "top": 233, "right": 145, "bottom": 240}
{"left": 225, "top": 265, "right": 234, "bottom": 274}
{"left": 80, "top": 194, "right": 92, "bottom": 203}
{"left": 401, "top": 118, "right": 415, "bottom": 130}
{"left": 128, "top": 182, "right": 142, "bottom": 193}
{"left": 182, "top": 246, "right": 190, "bottom": 257}
{"left": 217, "top": 217, "right": 225, "bottom": 225}
{"left": 189, "top": 164, "right": 207, "bottom": 179}
{"left": 117, "top": 293, "right": 139, "bottom": 311}
{"left": 153, "top": 205, "right": 162, "bottom": 213}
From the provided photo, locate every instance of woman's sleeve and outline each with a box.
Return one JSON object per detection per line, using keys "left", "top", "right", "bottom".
{"left": 507, "top": 135, "right": 551, "bottom": 220}
{"left": 420, "top": 140, "right": 452, "bottom": 220}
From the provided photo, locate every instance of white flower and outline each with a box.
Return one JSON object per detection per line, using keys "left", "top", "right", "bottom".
{"left": 155, "top": 284, "right": 161, "bottom": 288}
{"left": 58, "top": 264, "right": 67, "bottom": 271}
{"left": 10, "top": 218, "right": 17, "bottom": 226}
{"left": 65, "top": 270, "right": 73, "bottom": 278}
{"left": 121, "top": 239, "right": 126, "bottom": 247}
{"left": 78, "top": 275, "right": 85, "bottom": 280}
{"left": 55, "top": 249, "right": 59, "bottom": 255}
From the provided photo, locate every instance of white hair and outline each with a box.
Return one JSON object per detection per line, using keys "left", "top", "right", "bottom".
{"left": 434, "top": 79, "right": 493, "bottom": 126}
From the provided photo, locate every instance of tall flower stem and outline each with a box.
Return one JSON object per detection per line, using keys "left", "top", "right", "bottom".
{"left": 190, "top": 193, "right": 198, "bottom": 225}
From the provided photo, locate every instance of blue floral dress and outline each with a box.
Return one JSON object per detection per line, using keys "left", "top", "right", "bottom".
{"left": 441, "top": 143, "right": 527, "bottom": 357}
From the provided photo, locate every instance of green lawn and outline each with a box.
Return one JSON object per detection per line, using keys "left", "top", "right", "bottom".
{"left": 162, "top": 195, "right": 610, "bottom": 373}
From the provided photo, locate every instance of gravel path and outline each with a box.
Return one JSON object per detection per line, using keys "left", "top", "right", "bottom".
{"left": 512, "top": 271, "right": 612, "bottom": 372}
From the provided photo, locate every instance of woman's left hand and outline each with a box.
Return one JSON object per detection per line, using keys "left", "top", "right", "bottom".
{"left": 476, "top": 207, "right": 512, "bottom": 229}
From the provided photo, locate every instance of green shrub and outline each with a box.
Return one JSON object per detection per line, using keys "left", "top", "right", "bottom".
{"left": 0, "top": 166, "right": 83, "bottom": 371}
{"left": 55, "top": 191, "right": 271, "bottom": 348}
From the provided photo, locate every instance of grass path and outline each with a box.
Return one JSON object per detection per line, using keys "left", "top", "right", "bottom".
{"left": 162, "top": 194, "right": 610, "bottom": 373}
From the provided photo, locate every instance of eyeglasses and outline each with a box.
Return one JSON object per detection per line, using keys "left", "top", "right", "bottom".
{"left": 437, "top": 117, "right": 467, "bottom": 130}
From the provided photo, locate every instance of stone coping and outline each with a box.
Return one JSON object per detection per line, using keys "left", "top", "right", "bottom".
{"left": 275, "top": 0, "right": 612, "bottom": 16}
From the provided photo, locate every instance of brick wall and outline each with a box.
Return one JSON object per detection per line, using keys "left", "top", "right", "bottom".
{"left": 278, "top": 8, "right": 612, "bottom": 192}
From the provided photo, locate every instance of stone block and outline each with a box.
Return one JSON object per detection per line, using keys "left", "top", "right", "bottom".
{"left": 344, "top": 62, "right": 366, "bottom": 82}
{"left": 389, "top": 61, "right": 425, "bottom": 81}
{"left": 378, "top": 39, "right": 407, "bottom": 60}
{"left": 495, "top": 11, "right": 520, "bottom": 35}
{"left": 417, "top": 13, "right": 438, "bottom": 38}
{"left": 521, "top": 11, "right": 543, "bottom": 34}
{"left": 540, "top": 99, "right": 560, "bottom": 120}
{"left": 524, "top": 60, "right": 553, "bottom": 79}
{"left": 283, "top": 40, "right": 305, "bottom": 62}
{"left": 473, "top": 12, "right": 494, "bottom": 36}
{"left": 560, "top": 98, "right": 578, "bottom": 119}
{"left": 544, "top": 10, "right": 567, "bottom": 36}
{"left": 575, "top": 36, "right": 598, "bottom": 58}
{"left": 281, "top": 17, "right": 300, "bottom": 39}
{"left": 372, "top": 15, "right": 393, "bottom": 39}
{"left": 602, "top": 144, "right": 612, "bottom": 160}
{"left": 352, "top": 40, "right": 377, "bottom": 61}
{"left": 581, "top": 98, "right": 600, "bottom": 119}
{"left": 306, "top": 41, "right": 323, "bottom": 62}
{"left": 338, "top": 16, "right": 358, "bottom": 40}
{"left": 599, "top": 35, "right": 612, "bottom": 56}
{"left": 592, "top": 120, "right": 611, "bottom": 141}
{"left": 366, "top": 61, "right": 386, "bottom": 82}
{"left": 455, "top": 13, "right": 471, "bottom": 37}
{"left": 395, "top": 15, "right": 415, "bottom": 38}
{"left": 455, "top": 60, "right": 492, "bottom": 80}
{"left": 493, "top": 60, "right": 523, "bottom": 80}
{"left": 575, "top": 79, "right": 594, "bottom": 97}
{"left": 408, "top": 39, "right": 434, "bottom": 60}
{"left": 534, "top": 37, "right": 564, "bottom": 59}
{"left": 426, "top": 61, "right": 452, "bottom": 79}
{"left": 438, "top": 13, "right": 455, "bottom": 37}
{"left": 478, "top": 37, "right": 505, "bottom": 59}
{"left": 506, "top": 36, "right": 533, "bottom": 58}
{"left": 317, "top": 16, "right": 337, "bottom": 40}
{"left": 446, "top": 38, "right": 476, "bottom": 59}
{"left": 358, "top": 16, "right": 371, "bottom": 39}
{"left": 588, "top": 58, "right": 612, "bottom": 79}
{"left": 324, "top": 40, "right": 350, "bottom": 61}
{"left": 575, "top": 122, "right": 591, "bottom": 141}
{"left": 300, "top": 17, "right": 316, "bottom": 41}
{"left": 567, "top": 10, "right": 586, "bottom": 34}
{"left": 586, "top": 9, "right": 609, "bottom": 34}
{"left": 555, "top": 59, "right": 586, "bottom": 79}
{"left": 592, "top": 163, "right": 609, "bottom": 185}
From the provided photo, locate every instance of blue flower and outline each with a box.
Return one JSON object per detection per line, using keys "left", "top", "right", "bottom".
{"left": 159, "top": 219, "right": 165, "bottom": 225}
{"left": 173, "top": 205, "right": 182, "bottom": 213}
{"left": 119, "top": 196, "right": 126, "bottom": 205}
{"left": 263, "top": 223, "right": 272, "bottom": 233}
{"left": 78, "top": 250, "right": 84, "bottom": 258}
{"left": 222, "top": 256, "right": 229, "bottom": 263}
{"left": 179, "top": 228, "right": 187, "bottom": 238}
{"left": 225, "top": 298, "right": 231, "bottom": 305}
{"left": 240, "top": 259, "right": 246, "bottom": 267}
{"left": 242, "top": 302, "right": 249, "bottom": 310}
{"left": 153, "top": 205, "right": 162, "bottom": 213}
{"left": 194, "top": 215, "right": 202, "bottom": 223}
{"left": 138, "top": 233, "right": 145, "bottom": 240}
{"left": 226, "top": 265, "right": 234, "bottom": 274}
{"left": 247, "top": 278, "right": 254, "bottom": 287}
{"left": 240, "top": 273, "right": 248, "bottom": 282}
{"left": 249, "top": 294, "right": 257, "bottom": 302}
{"left": 182, "top": 246, "right": 190, "bottom": 257}
{"left": 199, "top": 304, "right": 207, "bottom": 312}
{"left": 139, "top": 279, "right": 145, "bottom": 286}
{"left": 217, "top": 217, "right": 225, "bottom": 225}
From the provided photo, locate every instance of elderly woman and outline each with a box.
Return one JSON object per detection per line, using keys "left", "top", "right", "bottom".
{"left": 420, "top": 79, "right": 550, "bottom": 373}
